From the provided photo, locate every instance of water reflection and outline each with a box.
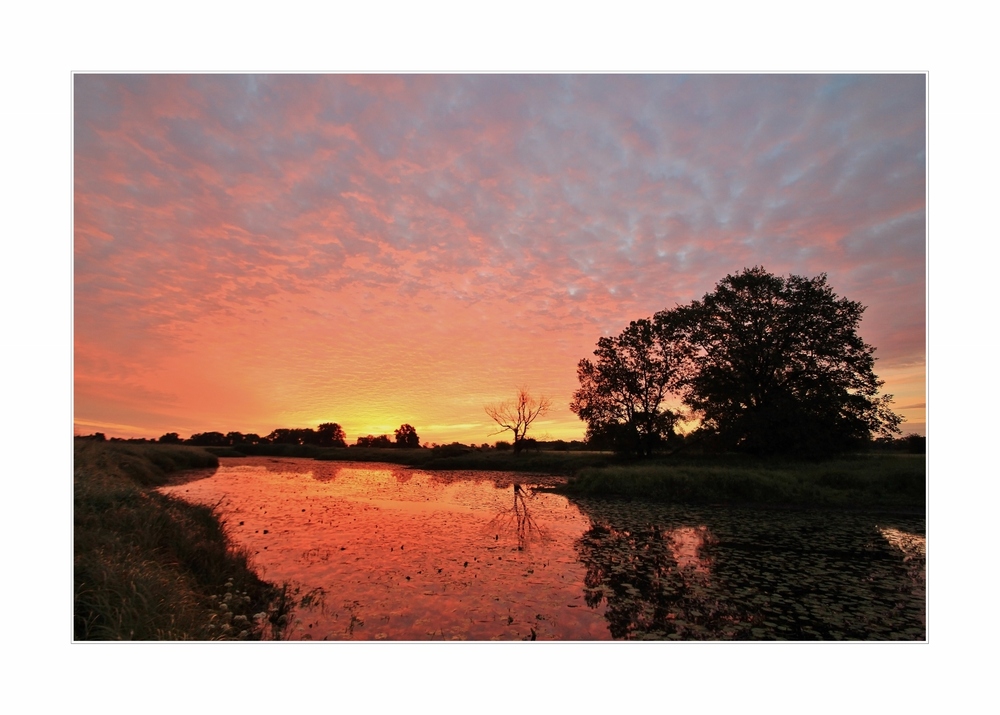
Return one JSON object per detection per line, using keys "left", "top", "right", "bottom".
{"left": 487, "top": 485, "right": 543, "bottom": 551}
{"left": 160, "top": 458, "right": 607, "bottom": 640}
{"left": 572, "top": 500, "right": 926, "bottom": 640}
{"left": 160, "top": 457, "right": 925, "bottom": 640}
{"left": 668, "top": 526, "right": 714, "bottom": 575}
{"left": 578, "top": 519, "right": 751, "bottom": 639}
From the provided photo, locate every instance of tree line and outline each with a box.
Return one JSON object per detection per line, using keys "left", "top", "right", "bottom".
{"left": 76, "top": 423, "right": 424, "bottom": 449}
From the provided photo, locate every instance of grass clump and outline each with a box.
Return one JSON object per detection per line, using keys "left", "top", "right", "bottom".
{"left": 74, "top": 441, "right": 289, "bottom": 640}
{"left": 559, "top": 454, "right": 925, "bottom": 510}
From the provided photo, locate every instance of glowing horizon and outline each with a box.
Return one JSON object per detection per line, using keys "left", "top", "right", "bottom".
{"left": 74, "top": 74, "right": 926, "bottom": 445}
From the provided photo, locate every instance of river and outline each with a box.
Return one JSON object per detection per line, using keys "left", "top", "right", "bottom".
{"left": 159, "top": 457, "right": 925, "bottom": 641}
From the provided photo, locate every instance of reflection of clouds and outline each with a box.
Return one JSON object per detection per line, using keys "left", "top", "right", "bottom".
{"left": 666, "top": 525, "right": 714, "bottom": 576}
{"left": 878, "top": 526, "right": 926, "bottom": 627}
{"left": 878, "top": 527, "right": 926, "bottom": 561}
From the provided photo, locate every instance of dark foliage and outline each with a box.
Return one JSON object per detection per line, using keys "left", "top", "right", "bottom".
{"left": 187, "top": 431, "right": 227, "bottom": 446}
{"left": 571, "top": 318, "right": 686, "bottom": 456}
{"left": 316, "top": 423, "right": 347, "bottom": 448}
{"left": 76, "top": 432, "right": 107, "bottom": 442}
{"left": 664, "top": 267, "right": 902, "bottom": 456}
{"left": 355, "top": 434, "right": 392, "bottom": 448}
{"left": 394, "top": 423, "right": 420, "bottom": 448}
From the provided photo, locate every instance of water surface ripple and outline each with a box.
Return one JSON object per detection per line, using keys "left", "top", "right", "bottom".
{"left": 160, "top": 458, "right": 925, "bottom": 641}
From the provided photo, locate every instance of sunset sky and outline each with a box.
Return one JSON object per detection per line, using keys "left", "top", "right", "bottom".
{"left": 73, "top": 74, "right": 926, "bottom": 444}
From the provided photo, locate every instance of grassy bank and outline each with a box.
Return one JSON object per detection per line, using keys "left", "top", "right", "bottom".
{"left": 207, "top": 442, "right": 924, "bottom": 510}
{"left": 319, "top": 446, "right": 613, "bottom": 475}
{"left": 557, "top": 453, "right": 926, "bottom": 510}
{"left": 74, "top": 442, "right": 289, "bottom": 640}
{"left": 213, "top": 443, "right": 613, "bottom": 475}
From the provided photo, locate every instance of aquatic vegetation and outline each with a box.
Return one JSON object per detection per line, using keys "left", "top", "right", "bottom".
{"left": 573, "top": 500, "right": 925, "bottom": 640}
{"left": 561, "top": 454, "right": 925, "bottom": 509}
{"left": 160, "top": 457, "right": 925, "bottom": 640}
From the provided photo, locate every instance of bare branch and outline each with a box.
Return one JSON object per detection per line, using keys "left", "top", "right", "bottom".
{"left": 484, "top": 387, "right": 551, "bottom": 453}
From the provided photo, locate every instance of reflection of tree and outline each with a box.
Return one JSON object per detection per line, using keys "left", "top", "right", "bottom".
{"left": 577, "top": 517, "right": 756, "bottom": 639}
{"left": 488, "top": 484, "right": 544, "bottom": 550}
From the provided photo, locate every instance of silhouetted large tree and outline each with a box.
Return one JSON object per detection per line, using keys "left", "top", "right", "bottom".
{"left": 570, "top": 318, "right": 686, "bottom": 455}
{"left": 662, "top": 267, "right": 902, "bottom": 456}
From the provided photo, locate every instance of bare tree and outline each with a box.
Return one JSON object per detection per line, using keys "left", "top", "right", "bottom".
{"left": 484, "top": 387, "right": 552, "bottom": 454}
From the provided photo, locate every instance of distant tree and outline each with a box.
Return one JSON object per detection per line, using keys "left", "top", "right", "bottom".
{"left": 188, "top": 431, "right": 227, "bottom": 446}
{"left": 158, "top": 432, "right": 181, "bottom": 444}
{"left": 663, "top": 267, "right": 902, "bottom": 456}
{"left": 394, "top": 424, "right": 420, "bottom": 448}
{"left": 494, "top": 440, "right": 512, "bottom": 451}
{"left": 225, "top": 431, "right": 244, "bottom": 446}
{"left": 74, "top": 432, "right": 107, "bottom": 442}
{"left": 355, "top": 434, "right": 392, "bottom": 448}
{"left": 317, "top": 423, "right": 347, "bottom": 448}
{"left": 266, "top": 428, "right": 319, "bottom": 445}
{"left": 903, "top": 433, "right": 926, "bottom": 454}
{"left": 571, "top": 318, "right": 686, "bottom": 456}
{"left": 485, "top": 388, "right": 552, "bottom": 455}
{"left": 431, "top": 442, "right": 473, "bottom": 458}
{"left": 266, "top": 428, "right": 296, "bottom": 444}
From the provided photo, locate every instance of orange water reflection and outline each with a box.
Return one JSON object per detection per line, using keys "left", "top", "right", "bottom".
{"left": 667, "top": 525, "right": 714, "bottom": 576}
{"left": 160, "top": 458, "right": 610, "bottom": 640}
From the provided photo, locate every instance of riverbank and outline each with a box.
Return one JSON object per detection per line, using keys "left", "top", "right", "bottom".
{"left": 208, "top": 442, "right": 613, "bottom": 475}
{"left": 205, "top": 444, "right": 925, "bottom": 510}
{"left": 74, "top": 442, "right": 290, "bottom": 640}
{"left": 556, "top": 453, "right": 926, "bottom": 511}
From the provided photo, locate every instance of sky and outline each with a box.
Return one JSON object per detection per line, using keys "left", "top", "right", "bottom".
{"left": 73, "top": 74, "right": 926, "bottom": 444}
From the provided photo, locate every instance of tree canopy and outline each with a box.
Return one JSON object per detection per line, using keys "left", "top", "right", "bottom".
{"left": 316, "top": 423, "right": 347, "bottom": 448}
{"left": 394, "top": 424, "right": 420, "bottom": 448}
{"left": 663, "top": 266, "right": 902, "bottom": 456}
{"left": 572, "top": 267, "right": 902, "bottom": 457}
{"left": 570, "top": 318, "right": 686, "bottom": 455}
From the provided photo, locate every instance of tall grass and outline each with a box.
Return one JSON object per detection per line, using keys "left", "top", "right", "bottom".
{"left": 559, "top": 454, "right": 925, "bottom": 510}
{"left": 311, "top": 445, "right": 611, "bottom": 474}
{"left": 74, "top": 442, "right": 289, "bottom": 640}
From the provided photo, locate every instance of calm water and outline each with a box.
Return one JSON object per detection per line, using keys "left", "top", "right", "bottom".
{"left": 160, "top": 457, "right": 925, "bottom": 641}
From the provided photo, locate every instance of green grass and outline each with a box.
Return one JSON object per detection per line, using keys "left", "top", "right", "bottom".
{"left": 74, "top": 441, "right": 290, "bottom": 640}
{"left": 558, "top": 453, "right": 925, "bottom": 510}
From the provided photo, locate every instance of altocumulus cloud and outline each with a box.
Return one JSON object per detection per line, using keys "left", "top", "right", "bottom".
{"left": 74, "top": 74, "right": 925, "bottom": 442}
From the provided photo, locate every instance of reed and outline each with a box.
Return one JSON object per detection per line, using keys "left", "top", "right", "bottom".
{"left": 74, "top": 442, "right": 289, "bottom": 640}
